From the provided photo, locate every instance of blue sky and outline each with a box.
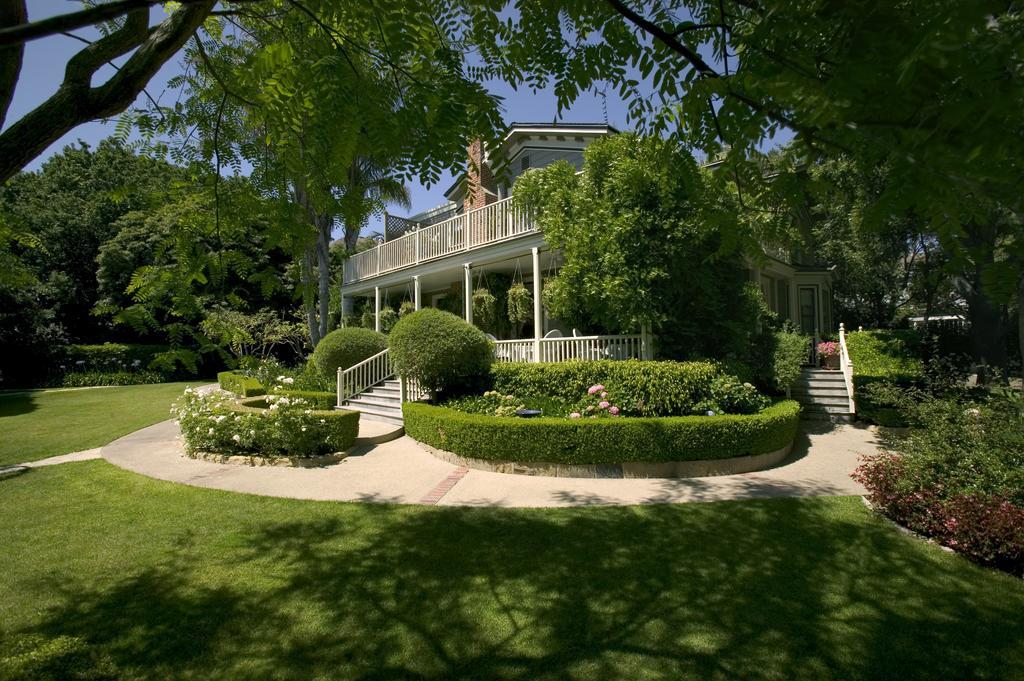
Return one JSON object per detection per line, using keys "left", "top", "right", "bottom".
{"left": 6, "top": 4, "right": 634, "bottom": 237}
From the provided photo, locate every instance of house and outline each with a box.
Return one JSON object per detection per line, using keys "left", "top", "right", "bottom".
{"left": 338, "top": 122, "right": 837, "bottom": 421}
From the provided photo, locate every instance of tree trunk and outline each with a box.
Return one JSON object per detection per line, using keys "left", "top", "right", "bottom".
{"left": 0, "top": 0, "right": 26, "bottom": 130}
{"left": 965, "top": 285, "right": 1007, "bottom": 383}
{"left": 317, "top": 216, "right": 331, "bottom": 340}
{"left": 301, "top": 244, "right": 320, "bottom": 348}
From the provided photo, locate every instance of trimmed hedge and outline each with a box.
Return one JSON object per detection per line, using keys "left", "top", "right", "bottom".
{"left": 846, "top": 330, "right": 925, "bottom": 425}
{"left": 404, "top": 400, "right": 801, "bottom": 465}
{"left": 59, "top": 370, "right": 165, "bottom": 387}
{"left": 491, "top": 360, "right": 725, "bottom": 416}
{"left": 217, "top": 371, "right": 265, "bottom": 397}
{"left": 65, "top": 343, "right": 170, "bottom": 371}
{"left": 269, "top": 389, "right": 335, "bottom": 410}
{"left": 389, "top": 309, "right": 493, "bottom": 398}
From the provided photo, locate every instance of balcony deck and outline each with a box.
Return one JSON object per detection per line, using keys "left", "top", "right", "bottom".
{"left": 344, "top": 196, "right": 536, "bottom": 285}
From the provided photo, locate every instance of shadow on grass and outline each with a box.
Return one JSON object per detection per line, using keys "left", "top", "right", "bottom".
{"left": 0, "top": 392, "right": 38, "bottom": 418}
{"left": 16, "top": 499, "right": 1024, "bottom": 680}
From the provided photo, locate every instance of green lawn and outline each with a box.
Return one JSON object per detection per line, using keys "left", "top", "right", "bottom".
{"left": 0, "top": 382, "right": 200, "bottom": 466}
{"left": 2, "top": 462, "right": 1022, "bottom": 681}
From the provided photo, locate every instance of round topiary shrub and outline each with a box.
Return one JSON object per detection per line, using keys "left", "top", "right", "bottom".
{"left": 312, "top": 327, "right": 388, "bottom": 378}
{"left": 389, "top": 308, "right": 493, "bottom": 399}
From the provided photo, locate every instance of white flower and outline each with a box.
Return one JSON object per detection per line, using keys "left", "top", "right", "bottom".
{"left": 208, "top": 428, "right": 215, "bottom": 435}
{"left": 282, "top": 377, "right": 294, "bottom": 385}
{"left": 269, "top": 403, "right": 279, "bottom": 410}
{"left": 301, "top": 426, "right": 307, "bottom": 432}
{"left": 276, "top": 375, "right": 286, "bottom": 382}
{"left": 278, "top": 397, "right": 290, "bottom": 405}
{"left": 304, "top": 409, "right": 312, "bottom": 415}
{"left": 319, "top": 419, "right": 326, "bottom": 424}
{"left": 215, "top": 415, "right": 227, "bottom": 423}
{"left": 249, "top": 430, "right": 255, "bottom": 436}
{"left": 232, "top": 434, "right": 241, "bottom": 442}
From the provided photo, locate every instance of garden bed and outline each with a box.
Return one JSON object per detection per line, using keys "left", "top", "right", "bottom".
{"left": 403, "top": 400, "right": 801, "bottom": 478}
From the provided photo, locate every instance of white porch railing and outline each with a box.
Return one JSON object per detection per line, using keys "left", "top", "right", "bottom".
{"left": 337, "top": 349, "right": 393, "bottom": 406}
{"left": 343, "top": 196, "right": 536, "bottom": 284}
{"left": 494, "top": 334, "right": 646, "bottom": 363}
{"left": 838, "top": 322, "right": 856, "bottom": 414}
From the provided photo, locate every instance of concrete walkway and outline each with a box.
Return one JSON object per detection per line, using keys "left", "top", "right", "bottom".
{"left": 99, "top": 419, "right": 879, "bottom": 508}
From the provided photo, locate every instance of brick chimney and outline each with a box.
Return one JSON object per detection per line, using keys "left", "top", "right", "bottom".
{"left": 465, "top": 139, "right": 497, "bottom": 211}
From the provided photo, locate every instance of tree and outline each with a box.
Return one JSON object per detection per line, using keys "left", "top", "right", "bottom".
{"left": 514, "top": 133, "right": 759, "bottom": 359}
{"left": 0, "top": 0, "right": 224, "bottom": 183}
{"left": 471, "top": 0, "right": 1024, "bottom": 377}
{"left": 338, "top": 156, "right": 411, "bottom": 253}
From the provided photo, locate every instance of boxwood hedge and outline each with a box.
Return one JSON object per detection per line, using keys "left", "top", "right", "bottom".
{"left": 269, "top": 389, "right": 335, "bottom": 410}
{"left": 217, "top": 371, "right": 265, "bottom": 397}
{"left": 491, "top": 360, "right": 725, "bottom": 416}
{"left": 404, "top": 400, "right": 801, "bottom": 465}
{"left": 846, "top": 330, "right": 925, "bottom": 425}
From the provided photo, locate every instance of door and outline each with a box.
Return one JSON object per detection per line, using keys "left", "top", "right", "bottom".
{"left": 798, "top": 285, "right": 819, "bottom": 364}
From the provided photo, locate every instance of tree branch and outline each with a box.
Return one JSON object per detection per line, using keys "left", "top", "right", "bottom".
{"left": 0, "top": 0, "right": 215, "bottom": 183}
{"left": 0, "top": 0, "right": 26, "bottom": 128}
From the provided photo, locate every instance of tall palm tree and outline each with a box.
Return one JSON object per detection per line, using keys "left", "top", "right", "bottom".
{"left": 337, "top": 156, "right": 411, "bottom": 253}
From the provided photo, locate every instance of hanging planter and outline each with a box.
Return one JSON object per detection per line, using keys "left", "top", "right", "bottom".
{"left": 473, "top": 287, "right": 497, "bottom": 329}
{"left": 507, "top": 282, "right": 533, "bottom": 325}
{"left": 399, "top": 300, "right": 416, "bottom": 318}
{"left": 378, "top": 308, "right": 398, "bottom": 333}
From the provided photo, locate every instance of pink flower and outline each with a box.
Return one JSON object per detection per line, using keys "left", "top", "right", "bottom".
{"left": 600, "top": 391, "right": 608, "bottom": 399}
{"left": 599, "top": 401, "right": 610, "bottom": 409}
{"left": 608, "top": 406, "right": 620, "bottom": 415}
{"left": 569, "top": 412, "right": 581, "bottom": 419}
{"left": 588, "top": 384, "right": 605, "bottom": 395}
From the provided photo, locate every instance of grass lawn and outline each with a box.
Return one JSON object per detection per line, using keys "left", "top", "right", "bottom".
{"left": 0, "top": 382, "right": 200, "bottom": 466}
{"left": 2, "top": 462, "right": 1023, "bottom": 681}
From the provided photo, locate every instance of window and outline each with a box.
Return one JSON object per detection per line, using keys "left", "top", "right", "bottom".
{"left": 520, "top": 154, "right": 530, "bottom": 172}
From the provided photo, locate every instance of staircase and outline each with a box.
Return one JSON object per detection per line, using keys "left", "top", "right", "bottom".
{"left": 793, "top": 368, "right": 854, "bottom": 422}
{"left": 341, "top": 378, "right": 403, "bottom": 425}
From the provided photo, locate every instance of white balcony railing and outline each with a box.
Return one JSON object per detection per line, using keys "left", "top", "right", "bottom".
{"left": 838, "top": 323, "right": 856, "bottom": 414}
{"left": 344, "top": 196, "right": 536, "bottom": 284}
{"left": 494, "top": 335, "right": 646, "bottom": 363}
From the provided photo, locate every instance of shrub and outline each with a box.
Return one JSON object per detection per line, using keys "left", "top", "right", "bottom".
{"left": 173, "top": 389, "right": 359, "bottom": 458}
{"left": 217, "top": 370, "right": 265, "bottom": 397}
{"left": 311, "top": 327, "right": 388, "bottom": 379}
{"left": 404, "top": 400, "right": 801, "bottom": 465}
{"left": 389, "top": 309, "right": 493, "bottom": 398}
{"left": 769, "top": 330, "right": 810, "bottom": 394}
{"left": 696, "top": 375, "right": 771, "bottom": 415}
{"left": 64, "top": 342, "right": 170, "bottom": 372}
{"left": 444, "top": 392, "right": 571, "bottom": 417}
{"left": 846, "top": 330, "right": 926, "bottom": 425}
{"left": 491, "top": 360, "right": 733, "bottom": 416}
{"left": 59, "top": 370, "right": 165, "bottom": 387}
{"left": 270, "top": 389, "right": 335, "bottom": 410}
{"left": 854, "top": 393, "right": 1024, "bottom": 574}
{"left": 0, "top": 633, "right": 118, "bottom": 681}
{"left": 378, "top": 308, "right": 399, "bottom": 334}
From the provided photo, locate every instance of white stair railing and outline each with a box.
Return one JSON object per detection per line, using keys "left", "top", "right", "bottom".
{"left": 838, "top": 322, "right": 856, "bottom": 414}
{"left": 493, "top": 334, "right": 646, "bottom": 363}
{"left": 337, "top": 349, "right": 393, "bottom": 406}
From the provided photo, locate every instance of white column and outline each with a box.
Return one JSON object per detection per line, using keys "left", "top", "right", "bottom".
{"left": 413, "top": 275, "right": 422, "bottom": 311}
{"left": 374, "top": 286, "right": 381, "bottom": 333}
{"left": 463, "top": 262, "right": 473, "bottom": 324}
{"left": 340, "top": 290, "right": 346, "bottom": 327}
{"left": 640, "top": 322, "right": 652, "bottom": 360}
{"left": 532, "top": 247, "right": 542, "bottom": 362}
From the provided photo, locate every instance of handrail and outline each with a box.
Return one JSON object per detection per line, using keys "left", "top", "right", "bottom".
{"left": 838, "top": 322, "right": 856, "bottom": 414}
{"left": 337, "top": 349, "right": 393, "bottom": 406}
{"left": 343, "top": 195, "right": 537, "bottom": 284}
{"left": 493, "top": 334, "right": 646, "bottom": 363}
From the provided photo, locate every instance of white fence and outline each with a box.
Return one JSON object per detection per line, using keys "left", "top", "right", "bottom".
{"left": 343, "top": 196, "right": 536, "bottom": 284}
{"left": 337, "top": 349, "right": 393, "bottom": 405}
{"left": 838, "top": 323, "right": 856, "bottom": 414}
{"left": 494, "top": 335, "right": 646, "bottom": 363}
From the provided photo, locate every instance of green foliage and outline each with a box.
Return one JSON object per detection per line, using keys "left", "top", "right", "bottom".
{"left": 202, "top": 309, "right": 308, "bottom": 362}
{"left": 403, "top": 400, "right": 801, "bottom": 465}
{"left": 399, "top": 300, "right": 416, "bottom": 318}
{"left": 697, "top": 375, "right": 771, "bottom": 416}
{"left": 58, "top": 371, "right": 166, "bottom": 388}
{"left": 377, "top": 308, "right": 399, "bottom": 334}
{"left": 311, "top": 327, "right": 388, "bottom": 379}
{"left": 443, "top": 392, "right": 572, "bottom": 418}
{"left": 769, "top": 330, "right": 811, "bottom": 394}
{"left": 174, "top": 389, "right": 358, "bottom": 459}
{"left": 847, "top": 330, "right": 926, "bottom": 425}
{"left": 64, "top": 343, "right": 170, "bottom": 372}
{"left": 269, "top": 390, "right": 335, "bottom": 411}
{"left": 513, "top": 134, "right": 757, "bottom": 359}
{"left": 217, "top": 371, "right": 265, "bottom": 398}
{"left": 506, "top": 282, "right": 532, "bottom": 326}
{"left": 388, "top": 309, "right": 493, "bottom": 398}
{"left": 472, "top": 288, "right": 497, "bottom": 331}
{"left": 491, "top": 360, "right": 746, "bottom": 417}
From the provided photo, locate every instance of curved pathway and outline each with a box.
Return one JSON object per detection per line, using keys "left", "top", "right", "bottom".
{"left": 100, "top": 418, "right": 878, "bottom": 507}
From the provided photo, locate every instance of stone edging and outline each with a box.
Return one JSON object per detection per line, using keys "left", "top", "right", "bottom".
{"left": 417, "top": 441, "right": 794, "bottom": 479}
{"left": 185, "top": 449, "right": 349, "bottom": 468}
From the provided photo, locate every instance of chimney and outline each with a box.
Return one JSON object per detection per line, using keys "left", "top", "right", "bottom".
{"left": 465, "top": 139, "right": 497, "bottom": 211}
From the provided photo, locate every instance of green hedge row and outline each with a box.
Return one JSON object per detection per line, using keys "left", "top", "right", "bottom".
{"left": 490, "top": 360, "right": 726, "bottom": 417}
{"left": 65, "top": 343, "right": 170, "bottom": 370}
{"left": 269, "top": 389, "right": 336, "bottom": 410}
{"left": 217, "top": 371, "right": 265, "bottom": 397}
{"left": 846, "top": 330, "right": 925, "bottom": 425}
{"left": 404, "top": 400, "right": 801, "bottom": 465}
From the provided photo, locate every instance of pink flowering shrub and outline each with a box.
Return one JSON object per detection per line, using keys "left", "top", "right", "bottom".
{"left": 853, "top": 394, "right": 1024, "bottom": 575}
{"left": 575, "top": 384, "right": 623, "bottom": 418}
{"left": 817, "top": 341, "right": 839, "bottom": 358}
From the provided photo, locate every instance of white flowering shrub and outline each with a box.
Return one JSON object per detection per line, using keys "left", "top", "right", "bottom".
{"left": 172, "top": 388, "right": 359, "bottom": 458}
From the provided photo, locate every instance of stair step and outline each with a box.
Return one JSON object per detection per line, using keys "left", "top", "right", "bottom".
{"left": 346, "top": 395, "right": 401, "bottom": 409}
{"left": 792, "top": 384, "right": 849, "bottom": 394}
{"left": 802, "top": 403, "right": 853, "bottom": 415}
{"left": 339, "top": 403, "right": 404, "bottom": 425}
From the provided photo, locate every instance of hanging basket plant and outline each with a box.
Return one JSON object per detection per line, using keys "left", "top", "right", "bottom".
{"left": 399, "top": 300, "right": 416, "bottom": 318}
{"left": 507, "top": 282, "right": 533, "bottom": 325}
{"left": 472, "top": 287, "right": 497, "bottom": 330}
{"left": 378, "top": 308, "right": 398, "bottom": 334}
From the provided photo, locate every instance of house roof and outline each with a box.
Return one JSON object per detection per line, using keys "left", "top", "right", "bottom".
{"left": 442, "top": 122, "right": 617, "bottom": 200}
